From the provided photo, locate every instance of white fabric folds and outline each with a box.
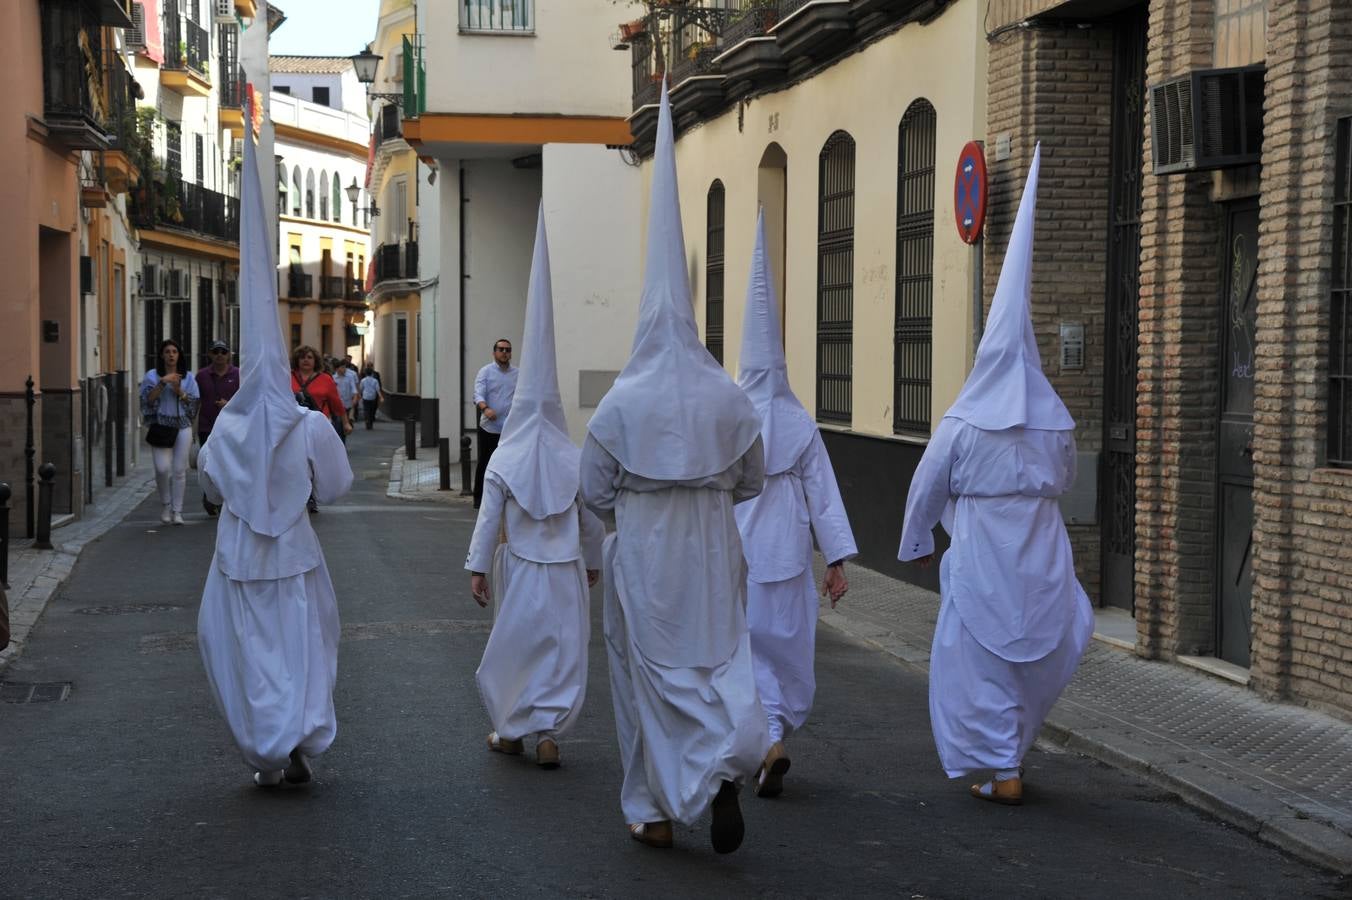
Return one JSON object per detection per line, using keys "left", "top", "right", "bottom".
{"left": 585, "top": 84, "right": 760, "bottom": 482}
{"left": 197, "top": 78, "right": 353, "bottom": 774}
{"left": 464, "top": 210, "right": 602, "bottom": 741}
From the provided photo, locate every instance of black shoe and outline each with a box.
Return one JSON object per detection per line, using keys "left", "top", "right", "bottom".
{"left": 710, "top": 779, "right": 744, "bottom": 854}
{"left": 202, "top": 496, "right": 220, "bottom": 517}
{"left": 307, "top": 498, "right": 319, "bottom": 514}
{"left": 284, "top": 749, "right": 313, "bottom": 785}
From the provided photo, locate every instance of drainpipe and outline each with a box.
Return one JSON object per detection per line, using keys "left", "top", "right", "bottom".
{"left": 459, "top": 164, "right": 468, "bottom": 449}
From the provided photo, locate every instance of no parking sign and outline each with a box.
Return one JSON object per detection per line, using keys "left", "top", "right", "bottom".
{"left": 954, "top": 141, "right": 987, "bottom": 245}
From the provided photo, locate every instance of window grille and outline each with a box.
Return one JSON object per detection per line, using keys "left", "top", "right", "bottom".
{"left": 894, "top": 99, "right": 937, "bottom": 435}
{"left": 462, "top": 0, "right": 533, "bottom": 33}
{"left": 1330, "top": 116, "right": 1352, "bottom": 467}
{"left": 816, "top": 130, "right": 855, "bottom": 425}
{"left": 706, "top": 180, "right": 726, "bottom": 365}
{"left": 197, "top": 276, "right": 214, "bottom": 368}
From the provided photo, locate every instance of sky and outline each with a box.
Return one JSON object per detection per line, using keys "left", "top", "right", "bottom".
{"left": 267, "top": 0, "right": 381, "bottom": 58}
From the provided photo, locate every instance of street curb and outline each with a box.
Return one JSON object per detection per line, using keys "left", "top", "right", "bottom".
{"left": 385, "top": 447, "right": 471, "bottom": 505}
{"left": 817, "top": 603, "right": 1352, "bottom": 876}
{"left": 1, "top": 468, "right": 155, "bottom": 677}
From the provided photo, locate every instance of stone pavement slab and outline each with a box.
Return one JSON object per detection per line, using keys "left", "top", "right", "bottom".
{"left": 386, "top": 446, "right": 470, "bottom": 503}
{"left": 818, "top": 557, "right": 1352, "bottom": 874}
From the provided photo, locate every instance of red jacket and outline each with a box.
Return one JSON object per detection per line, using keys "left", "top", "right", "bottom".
{"left": 292, "top": 371, "right": 346, "bottom": 419}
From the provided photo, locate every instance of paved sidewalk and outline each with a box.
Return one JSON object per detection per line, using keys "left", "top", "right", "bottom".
{"left": 1, "top": 464, "right": 155, "bottom": 674}
{"left": 387, "top": 450, "right": 1352, "bottom": 873}
{"left": 819, "top": 557, "right": 1352, "bottom": 875}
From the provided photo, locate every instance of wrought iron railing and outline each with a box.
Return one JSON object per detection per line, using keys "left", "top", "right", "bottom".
{"left": 461, "top": 0, "right": 533, "bottom": 33}
{"left": 218, "top": 23, "right": 242, "bottom": 109}
{"left": 628, "top": 4, "right": 739, "bottom": 110}
{"left": 131, "top": 175, "right": 240, "bottom": 244}
{"left": 320, "top": 275, "right": 346, "bottom": 299}
{"left": 377, "top": 104, "right": 401, "bottom": 143}
{"left": 287, "top": 270, "right": 313, "bottom": 299}
{"left": 185, "top": 20, "right": 209, "bottom": 77}
{"left": 374, "top": 241, "right": 419, "bottom": 285}
{"left": 40, "top": 0, "right": 113, "bottom": 148}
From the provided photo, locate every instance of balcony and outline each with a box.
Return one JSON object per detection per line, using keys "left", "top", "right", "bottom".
{"left": 376, "top": 104, "right": 401, "bottom": 144}
{"left": 40, "top": 0, "right": 115, "bottom": 150}
{"left": 162, "top": 19, "right": 211, "bottom": 96}
{"left": 319, "top": 275, "right": 348, "bottom": 300}
{"left": 286, "top": 270, "right": 314, "bottom": 299}
{"left": 131, "top": 176, "right": 240, "bottom": 245}
{"left": 712, "top": 4, "right": 786, "bottom": 97}
{"left": 626, "top": 4, "right": 739, "bottom": 149}
{"left": 373, "top": 241, "right": 419, "bottom": 288}
{"left": 769, "top": 0, "right": 855, "bottom": 70}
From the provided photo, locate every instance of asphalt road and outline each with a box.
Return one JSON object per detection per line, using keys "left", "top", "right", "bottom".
{"left": 1, "top": 426, "right": 1346, "bottom": 899}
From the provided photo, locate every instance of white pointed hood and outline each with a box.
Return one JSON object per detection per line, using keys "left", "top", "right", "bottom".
{"left": 942, "top": 144, "right": 1074, "bottom": 432}
{"left": 485, "top": 206, "right": 580, "bottom": 519}
{"left": 737, "top": 208, "right": 815, "bottom": 475}
{"left": 201, "top": 87, "right": 311, "bottom": 537}
{"left": 587, "top": 81, "right": 760, "bottom": 480}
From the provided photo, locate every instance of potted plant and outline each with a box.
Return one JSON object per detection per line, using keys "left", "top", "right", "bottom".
{"left": 178, "top": 40, "right": 188, "bottom": 67}
{"left": 619, "top": 18, "right": 646, "bottom": 40}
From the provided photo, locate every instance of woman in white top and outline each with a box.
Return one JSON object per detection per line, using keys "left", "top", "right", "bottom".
{"left": 139, "top": 339, "right": 200, "bottom": 525}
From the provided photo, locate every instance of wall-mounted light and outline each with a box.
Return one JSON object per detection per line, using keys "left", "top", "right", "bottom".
{"left": 345, "top": 177, "right": 380, "bottom": 217}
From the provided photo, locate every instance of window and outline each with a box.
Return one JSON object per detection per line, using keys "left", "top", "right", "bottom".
{"left": 194, "top": 134, "right": 204, "bottom": 184}
{"left": 166, "top": 122, "right": 182, "bottom": 177}
{"left": 275, "top": 85, "right": 291, "bottom": 95}
{"left": 332, "top": 173, "right": 342, "bottom": 223}
{"left": 319, "top": 169, "right": 329, "bottom": 221}
{"left": 197, "top": 276, "right": 214, "bottom": 368}
{"left": 705, "top": 180, "right": 726, "bottom": 365}
{"left": 894, "top": 99, "right": 937, "bottom": 436}
{"left": 816, "top": 131, "right": 855, "bottom": 425}
{"left": 322, "top": 324, "right": 332, "bottom": 354}
{"left": 305, "top": 170, "right": 316, "bottom": 219}
{"left": 291, "top": 323, "right": 302, "bottom": 349}
{"left": 396, "top": 315, "right": 409, "bottom": 392}
{"left": 292, "top": 166, "right": 302, "bottom": 216}
{"left": 462, "top": 0, "right": 533, "bottom": 33}
{"left": 1330, "top": 116, "right": 1352, "bottom": 466}
{"left": 277, "top": 161, "right": 288, "bottom": 213}
{"left": 170, "top": 300, "right": 192, "bottom": 365}
{"left": 312, "top": 86, "right": 330, "bottom": 107}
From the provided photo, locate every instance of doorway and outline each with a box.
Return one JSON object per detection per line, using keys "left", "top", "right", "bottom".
{"left": 1216, "top": 201, "right": 1258, "bottom": 667}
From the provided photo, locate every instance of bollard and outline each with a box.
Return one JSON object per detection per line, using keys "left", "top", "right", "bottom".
{"left": 438, "top": 437, "right": 451, "bottom": 491}
{"left": 0, "top": 481, "right": 10, "bottom": 588}
{"left": 404, "top": 417, "right": 417, "bottom": 461}
{"left": 34, "top": 463, "right": 56, "bottom": 551}
{"left": 25, "top": 375, "right": 36, "bottom": 538}
{"left": 460, "top": 435, "right": 473, "bottom": 497}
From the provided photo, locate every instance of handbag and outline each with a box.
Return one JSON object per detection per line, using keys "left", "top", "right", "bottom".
{"left": 299, "top": 374, "right": 345, "bottom": 437}
{"left": 146, "top": 383, "right": 180, "bottom": 448}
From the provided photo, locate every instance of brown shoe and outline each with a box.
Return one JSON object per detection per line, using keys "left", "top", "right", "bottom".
{"left": 754, "top": 741, "right": 792, "bottom": 799}
{"left": 970, "top": 776, "right": 1023, "bottom": 806}
{"left": 629, "top": 820, "right": 673, "bottom": 849}
{"left": 486, "top": 731, "right": 524, "bottom": 755}
{"left": 536, "top": 737, "right": 560, "bottom": 769}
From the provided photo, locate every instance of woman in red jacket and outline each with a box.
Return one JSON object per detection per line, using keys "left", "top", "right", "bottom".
{"left": 291, "top": 345, "right": 350, "bottom": 430}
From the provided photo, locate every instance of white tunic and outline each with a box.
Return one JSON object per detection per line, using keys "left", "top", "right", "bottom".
{"left": 582, "top": 433, "right": 768, "bottom": 826}
{"left": 465, "top": 472, "right": 604, "bottom": 740}
{"left": 736, "top": 432, "right": 856, "bottom": 744}
{"left": 898, "top": 417, "right": 1092, "bottom": 777}
{"left": 196, "top": 411, "right": 353, "bottom": 773}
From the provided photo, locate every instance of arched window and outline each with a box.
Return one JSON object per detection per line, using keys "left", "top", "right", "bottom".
{"left": 319, "top": 169, "right": 329, "bottom": 221}
{"left": 332, "top": 173, "right": 342, "bottom": 223}
{"left": 816, "top": 130, "right": 855, "bottom": 425}
{"left": 277, "top": 160, "right": 288, "bottom": 214}
{"left": 305, "top": 170, "right": 316, "bottom": 219}
{"left": 894, "top": 99, "right": 937, "bottom": 435}
{"left": 291, "top": 166, "right": 302, "bottom": 216}
{"left": 705, "top": 180, "right": 726, "bottom": 365}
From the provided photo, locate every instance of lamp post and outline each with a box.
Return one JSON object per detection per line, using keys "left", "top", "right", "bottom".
{"left": 350, "top": 45, "right": 403, "bottom": 107}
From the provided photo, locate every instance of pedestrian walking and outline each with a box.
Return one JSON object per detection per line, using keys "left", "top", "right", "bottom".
{"left": 333, "top": 358, "right": 359, "bottom": 432}
{"left": 140, "top": 338, "right": 200, "bottom": 526}
{"left": 195, "top": 340, "right": 240, "bottom": 517}
{"left": 358, "top": 368, "right": 382, "bottom": 429}
{"left": 580, "top": 83, "right": 767, "bottom": 855}
{"left": 898, "top": 146, "right": 1092, "bottom": 806}
{"left": 197, "top": 110, "right": 353, "bottom": 790}
{"left": 465, "top": 208, "right": 604, "bottom": 770}
{"left": 292, "top": 346, "right": 350, "bottom": 514}
{"left": 735, "top": 210, "right": 857, "bottom": 799}
{"left": 472, "top": 339, "right": 518, "bottom": 508}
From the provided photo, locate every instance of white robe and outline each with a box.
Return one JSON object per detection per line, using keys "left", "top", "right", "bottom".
{"left": 736, "top": 432, "right": 856, "bottom": 744}
{"left": 197, "top": 411, "right": 353, "bottom": 773}
{"left": 898, "top": 417, "right": 1092, "bottom": 778}
{"left": 581, "top": 433, "right": 768, "bottom": 826}
{"left": 465, "top": 472, "right": 604, "bottom": 741}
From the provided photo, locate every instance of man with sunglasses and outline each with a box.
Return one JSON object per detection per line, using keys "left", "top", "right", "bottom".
{"left": 196, "top": 340, "right": 240, "bottom": 517}
{"left": 473, "top": 339, "right": 518, "bottom": 508}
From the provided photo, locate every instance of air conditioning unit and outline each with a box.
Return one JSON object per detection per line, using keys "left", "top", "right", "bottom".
{"left": 213, "top": 0, "right": 236, "bottom": 24}
{"left": 1150, "top": 64, "right": 1264, "bottom": 175}
{"left": 125, "top": 2, "right": 147, "bottom": 51}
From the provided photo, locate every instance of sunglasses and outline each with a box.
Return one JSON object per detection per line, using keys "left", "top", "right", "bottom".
{"left": 494, "top": 347, "right": 512, "bottom": 353}
{"left": 210, "top": 348, "right": 229, "bottom": 355}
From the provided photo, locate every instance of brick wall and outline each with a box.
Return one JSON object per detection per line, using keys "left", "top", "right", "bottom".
{"left": 1251, "top": 0, "right": 1352, "bottom": 713}
{"left": 985, "top": 24, "right": 1113, "bottom": 599}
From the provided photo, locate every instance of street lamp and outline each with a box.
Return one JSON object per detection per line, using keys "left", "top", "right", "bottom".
{"left": 350, "top": 44, "right": 403, "bottom": 106}
{"left": 346, "top": 177, "right": 380, "bottom": 217}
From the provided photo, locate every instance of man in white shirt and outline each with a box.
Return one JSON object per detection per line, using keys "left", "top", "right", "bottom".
{"left": 358, "top": 370, "right": 382, "bottom": 430}
{"left": 472, "top": 339, "right": 518, "bottom": 509}
{"left": 333, "top": 359, "right": 359, "bottom": 431}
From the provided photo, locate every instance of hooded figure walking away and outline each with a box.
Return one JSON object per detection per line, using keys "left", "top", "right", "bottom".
{"left": 197, "top": 83, "right": 353, "bottom": 788}
{"left": 736, "top": 211, "right": 857, "bottom": 799}
{"left": 581, "top": 83, "right": 767, "bottom": 854}
{"left": 464, "top": 207, "right": 604, "bottom": 770}
{"left": 897, "top": 146, "right": 1092, "bottom": 805}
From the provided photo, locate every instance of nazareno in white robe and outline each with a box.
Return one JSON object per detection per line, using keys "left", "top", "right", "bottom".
{"left": 197, "top": 410, "right": 353, "bottom": 773}
{"left": 466, "top": 473, "right": 603, "bottom": 741}
{"left": 737, "top": 433, "right": 856, "bottom": 744}
{"left": 582, "top": 433, "right": 768, "bottom": 827}
{"left": 898, "top": 417, "right": 1092, "bottom": 778}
